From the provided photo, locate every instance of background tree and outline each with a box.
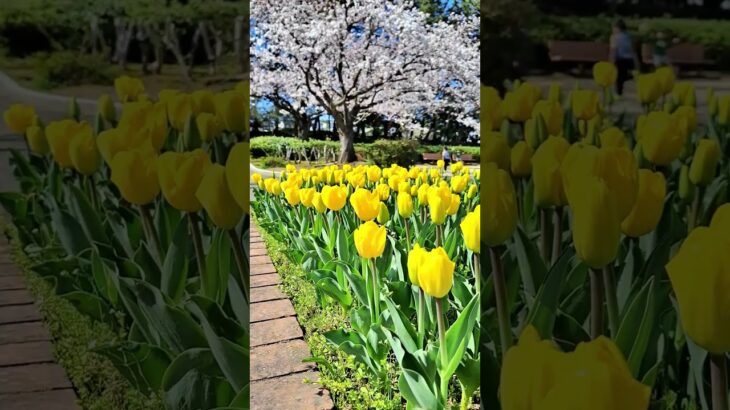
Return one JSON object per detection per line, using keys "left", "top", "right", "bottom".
{"left": 251, "top": 0, "right": 478, "bottom": 162}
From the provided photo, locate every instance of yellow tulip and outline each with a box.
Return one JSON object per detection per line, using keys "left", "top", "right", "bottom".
{"left": 68, "top": 130, "right": 101, "bottom": 176}
{"left": 503, "top": 88, "right": 533, "bottom": 122}
{"left": 312, "top": 192, "right": 327, "bottom": 213}
{"left": 225, "top": 143, "right": 249, "bottom": 211}
{"left": 46, "top": 120, "right": 91, "bottom": 168}
{"left": 717, "top": 95, "right": 730, "bottom": 125}
{"left": 377, "top": 202, "right": 390, "bottom": 224}
{"left": 481, "top": 85, "right": 504, "bottom": 130}
{"left": 367, "top": 166, "right": 382, "bottom": 183}
{"left": 636, "top": 111, "right": 684, "bottom": 166}
{"left": 655, "top": 66, "right": 675, "bottom": 96}
{"left": 3, "top": 104, "right": 37, "bottom": 135}
{"left": 592, "top": 61, "right": 617, "bottom": 87}
{"left": 532, "top": 100, "right": 563, "bottom": 137}
{"left": 484, "top": 163, "right": 517, "bottom": 246}
{"left": 25, "top": 125, "right": 49, "bottom": 155}
{"left": 191, "top": 89, "right": 216, "bottom": 114}
{"left": 158, "top": 149, "right": 211, "bottom": 212}
{"left": 460, "top": 207, "right": 480, "bottom": 253}
{"left": 353, "top": 221, "right": 386, "bottom": 259}
{"left": 417, "top": 247, "right": 454, "bottom": 299}
{"left": 621, "top": 170, "right": 666, "bottom": 237}
{"left": 407, "top": 243, "right": 427, "bottom": 286}
{"left": 511, "top": 141, "right": 533, "bottom": 177}
{"left": 428, "top": 185, "right": 451, "bottom": 225}
{"left": 350, "top": 188, "right": 381, "bottom": 221}
{"left": 678, "top": 165, "right": 695, "bottom": 204}
{"left": 300, "top": 188, "right": 316, "bottom": 208}
{"left": 197, "top": 113, "right": 222, "bottom": 142}
{"left": 531, "top": 136, "right": 569, "bottom": 208}
{"left": 711, "top": 203, "right": 730, "bottom": 232}
{"left": 548, "top": 83, "right": 561, "bottom": 103}
{"left": 537, "top": 337, "right": 651, "bottom": 409}
{"left": 110, "top": 145, "right": 160, "bottom": 205}
{"left": 599, "top": 127, "right": 626, "bottom": 148}
{"left": 437, "top": 159, "right": 445, "bottom": 169}
{"left": 637, "top": 73, "right": 662, "bottom": 104}
{"left": 571, "top": 90, "right": 599, "bottom": 120}
{"left": 321, "top": 185, "right": 347, "bottom": 211}
{"left": 167, "top": 93, "right": 192, "bottom": 131}
{"left": 98, "top": 94, "right": 116, "bottom": 123}
{"left": 673, "top": 106, "right": 697, "bottom": 139}
{"left": 375, "top": 183, "right": 390, "bottom": 201}
{"left": 284, "top": 186, "right": 300, "bottom": 206}
{"left": 450, "top": 174, "right": 468, "bottom": 193}
{"left": 417, "top": 183, "right": 429, "bottom": 205}
{"left": 196, "top": 164, "right": 244, "bottom": 229}
{"left": 667, "top": 224, "right": 730, "bottom": 354}
{"left": 595, "top": 147, "right": 639, "bottom": 220}
{"left": 689, "top": 139, "right": 721, "bottom": 186}
{"left": 114, "top": 75, "right": 145, "bottom": 103}
{"left": 446, "top": 194, "right": 460, "bottom": 216}
{"left": 215, "top": 90, "right": 246, "bottom": 133}
{"left": 397, "top": 192, "right": 413, "bottom": 218}
{"left": 570, "top": 175, "right": 621, "bottom": 268}
{"left": 466, "top": 184, "right": 477, "bottom": 199}
{"left": 484, "top": 131, "right": 510, "bottom": 171}
{"left": 672, "top": 82, "right": 696, "bottom": 107}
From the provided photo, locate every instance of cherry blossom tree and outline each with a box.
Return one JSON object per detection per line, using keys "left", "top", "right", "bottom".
{"left": 251, "top": 0, "right": 478, "bottom": 162}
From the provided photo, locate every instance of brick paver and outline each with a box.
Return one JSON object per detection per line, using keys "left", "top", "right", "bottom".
{"left": 249, "top": 224, "right": 333, "bottom": 409}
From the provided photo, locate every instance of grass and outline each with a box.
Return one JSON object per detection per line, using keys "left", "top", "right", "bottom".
{"left": 0, "top": 219, "right": 161, "bottom": 410}
{"left": 253, "top": 213, "right": 403, "bottom": 410}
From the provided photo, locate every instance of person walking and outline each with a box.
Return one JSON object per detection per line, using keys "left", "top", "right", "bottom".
{"left": 609, "top": 20, "right": 638, "bottom": 96}
{"left": 442, "top": 146, "right": 451, "bottom": 167}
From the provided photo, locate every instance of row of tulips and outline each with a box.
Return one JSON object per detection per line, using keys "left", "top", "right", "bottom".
{"left": 2, "top": 76, "right": 251, "bottom": 409}
{"left": 251, "top": 161, "right": 481, "bottom": 409}
{"left": 482, "top": 61, "right": 730, "bottom": 409}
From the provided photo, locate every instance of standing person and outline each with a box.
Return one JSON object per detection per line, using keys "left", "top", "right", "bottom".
{"left": 609, "top": 19, "right": 638, "bottom": 96}
{"left": 442, "top": 146, "right": 451, "bottom": 167}
{"left": 652, "top": 30, "right": 670, "bottom": 68}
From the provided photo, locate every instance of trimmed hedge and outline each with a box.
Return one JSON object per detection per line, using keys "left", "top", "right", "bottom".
{"left": 250, "top": 136, "right": 480, "bottom": 164}
{"left": 531, "top": 16, "right": 730, "bottom": 69}
{"left": 0, "top": 221, "right": 160, "bottom": 410}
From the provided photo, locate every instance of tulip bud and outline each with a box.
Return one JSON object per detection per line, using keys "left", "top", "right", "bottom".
{"left": 25, "top": 125, "right": 49, "bottom": 155}
{"left": 68, "top": 130, "right": 101, "bottom": 176}
{"left": 397, "top": 192, "right": 413, "bottom": 218}
{"left": 483, "top": 131, "right": 510, "bottom": 171}
{"left": 570, "top": 176, "right": 621, "bottom": 268}
{"left": 718, "top": 95, "right": 730, "bottom": 126}
{"left": 196, "top": 164, "right": 244, "bottom": 229}
{"left": 46, "top": 120, "right": 91, "bottom": 169}
{"left": 689, "top": 139, "right": 721, "bottom": 186}
{"left": 460, "top": 207, "right": 480, "bottom": 253}
{"left": 621, "top": 170, "right": 666, "bottom": 237}
{"left": 571, "top": 89, "right": 599, "bottom": 120}
{"left": 407, "top": 243, "right": 427, "bottom": 286}
{"left": 446, "top": 194, "right": 460, "bottom": 216}
{"left": 225, "top": 143, "right": 249, "bottom": 212}
{"left": 377, "top": 202, "right": 390, "bottom": 224}
{"left": 350, "top": 188, "right": 380, "bottom": 221}
{"left": 321, "top": 185, "right": 347, "bottom": 211}
{"left": 417, "top": 247, "right": 455, "bottom": 299}
{"left": 679, "top": 165, "right": 695, "bottom": 204}
{"left": 3, "top": 104, "right": 37, "bottom": 135}
{"left": 592, "top": 61, "right": 617, "bottom": 88}
{"left": 636, "top": 111, "right": 684, "bottom": 166}
{"left": 599, "top": 127, "right": 626, "bottom": 148}
{"left": 548, "top": 83, "right": 561, "bottom": 103}
{"left": 284, "top": 186, "right": 300, "bottom": 206}
{"left": 510, "top": 141, "right": 533, "bottom": 177}
{"left": 158, "top": 149, "right": 211, "bottom": 212}
{"left": 354, "top": 221, "right": 386, "bottom": 259}
{"left": 98, "top": 94, "right": 116, "bottom": 124}
{"left": 531, "top": 136, "right": 569, "bottom": 208}
{"left": 466, "top": 184, "right": 477, "bottom": 199}
{"left": 312, "top": 192, "right": 327, "bottom": 214}
{"left": 110, "top": 144, "right": 160, "bottom": 205}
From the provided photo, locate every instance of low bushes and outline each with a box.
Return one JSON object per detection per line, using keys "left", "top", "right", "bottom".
{"left": 32, "top": 51, "right": 117, "bottom": 89}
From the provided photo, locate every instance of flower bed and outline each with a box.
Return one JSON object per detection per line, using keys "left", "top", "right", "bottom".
{"left": 2, "top": 76, "right": 251, "bottom": 409}
{"left": 251, "top": 161, "right": 481, "bottom": 409}
{"left": 482, "top": 63, "right": 730, "bottom": 408}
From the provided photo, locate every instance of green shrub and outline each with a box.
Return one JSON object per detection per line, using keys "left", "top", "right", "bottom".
{"left": 362, "top": 139, "right": 421, "bottom": 167}
{"left": 256, "top": 156, "right": 288, "bottom": 168}
{"left": 33, "top": 51, "right": 116, "bottom": 89}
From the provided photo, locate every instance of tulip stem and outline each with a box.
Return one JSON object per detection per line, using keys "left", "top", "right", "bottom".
{"left": 417, "top": 287, "right": 425, "bottom": 349}
{"left": 589, "top": 268, "right": 604, "bottom": 339}
{"left": 228, "top": 228, "right": 250, "bottom": 302}
{"left": 602, "top": 264, "right": 619, "bottom": 337}
{"left": 139, "top": 205, "right": 163, "bottom": 262}
{"left": 435, "top": 297, "right": 450, "bottom": 402}
{"left": 711, "top": 353, "right": 728, "bottom": 410}
{"left": 551, "top": 207, "right": 563, "bottom": 265}
{"left": 84, "top": 175, "right": 98, "bottom": 210}
{"left": 188, "top": 212, "right": 206, "bottom": 278}
{"left": 404, "top": 219, "right": 411, "bottom": 248}
{"left": 540, "top": 208, "right": 551, "bottom": 265}
{"left": 689, "top": 186, "right": 703, "bottom": 232}
{"left": 370, "top": 258, "right": 380, "bottom": 324}
{"left": 473, "top": 252, "right": 481, "bottom": 295}
{"left": 489, "top": 246, "right": 512, "bottom": 357}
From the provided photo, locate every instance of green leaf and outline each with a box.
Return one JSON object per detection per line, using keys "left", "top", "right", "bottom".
{"left": 399, "top": 368, "right": 439, "bottom": 410}
{"left": 526, "top": 248, "right": 575, "bottom": 338}
{"left": 440, "top": 295, "right": 479, "bottom": 384}
{"left": 316, "top": 277, "right": 353, "bottom": 309}
{"left": 68, "top": 184, "right": 109, "bottom": 246}
{"left": 161, "top": 218, "right": 190, "bottom": 303}
{"left": 162, "top": 348, "right": 236, "bottom": 410}
{"left": 62, "top": 290, "right": 111, "bottom": 322}
{"left": 49, "top": 202, "right": 90, "bottom": 255}
{"left": 615, "top": 278, "right": 656, "bottom": 376}
{"left": 93, "top": 342, "right": 170, "bottom": 395}
{"left": 511, "top": 227, "right": 546, "bottom": 303}
{"left": 384, "top": 296, "right": 419, "bottom": 354}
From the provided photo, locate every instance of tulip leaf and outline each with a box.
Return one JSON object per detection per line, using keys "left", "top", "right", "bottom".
{"left": 49, "top": 203, "right": 91, "bottom": 256}
{"left": 162, "top": 348, "right": 235, "bottom": 410}
{"left": 228, "top": 385, "right": 249, "bottom": 409}
{"left": 615, "top": 277, "right": 654, "bottom": 375}
{"left": 526, "top": 248, "right": 574, "bottom": 339}
{"left": 90, "top": 250, "right": 118, "bottom": 306}
{"left": 398, "top": 368, "right": 439, "bottom": 410}
{"left": 161, "top": 219, "right": 190, "bottom": 303}
{"left": 384, "top": 296, "right": 419, "bottom": 354}
{"left": 316, "top": 277, "right": 353, "bottom": 309}
{"left": 511, "top": 227, "right": 546, "bottom": 303}
{"left": 62, "top": 290, "right": 111, "bottom": 322}
{"left": 68, "top": 184, "right": 109, "bottom": 247}
{"left": 93, "top": 342, "right": 170, "bottom": 394}
{"left": 440, "top": 294, "right": 479, "bottom": 384}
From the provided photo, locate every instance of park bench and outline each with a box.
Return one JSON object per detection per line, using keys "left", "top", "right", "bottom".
{"left": 422, "top": 152, "right": 441, "bottom": 163}
{"left": 547, "top": 40, "right": 609, "bottom": 64}
{"left": 640, "top": 42, "right": 713, "bottom": 74}
{"left": 460, "top": 154, "right": 475, "bottom": 163}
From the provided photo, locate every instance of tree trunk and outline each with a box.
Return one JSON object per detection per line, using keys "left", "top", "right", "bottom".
{"left": 234, "top": 17, "right": 246, "bottom": 73}
{"left": 334, "top": 113, "right": 356, "bottom": 163}
{"left": 161, "top": 21, "right": 191, "bottom": 82}
{"left": 295, "top": 115, "right": 311, "bottom": 140}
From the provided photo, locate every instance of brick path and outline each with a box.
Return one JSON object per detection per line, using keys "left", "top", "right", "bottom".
{"left": 249, "top": 224, "right": 334, "bottom": 410}
{"left": 0, "top": 233, "right": 79, "bottom": 409}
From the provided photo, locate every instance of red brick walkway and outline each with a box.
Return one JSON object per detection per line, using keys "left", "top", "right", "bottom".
{"left": 0, "top": 234, "right": 79, "bottom": 409}
{"left": 249, "top": 224, "right": 334, "bottom": 410}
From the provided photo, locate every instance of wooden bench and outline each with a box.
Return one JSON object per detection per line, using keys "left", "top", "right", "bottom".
{"left": 640, "top": 42, "right": 713, "bottom": 73}
{"left": 422, "top": 153, "right": 441, "bottom": 163}
{"left": 460, "top": 154, "right": 475, "bottom": 163}
{"left": 547, "top": 40, "right": 609, "bottom": 64}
